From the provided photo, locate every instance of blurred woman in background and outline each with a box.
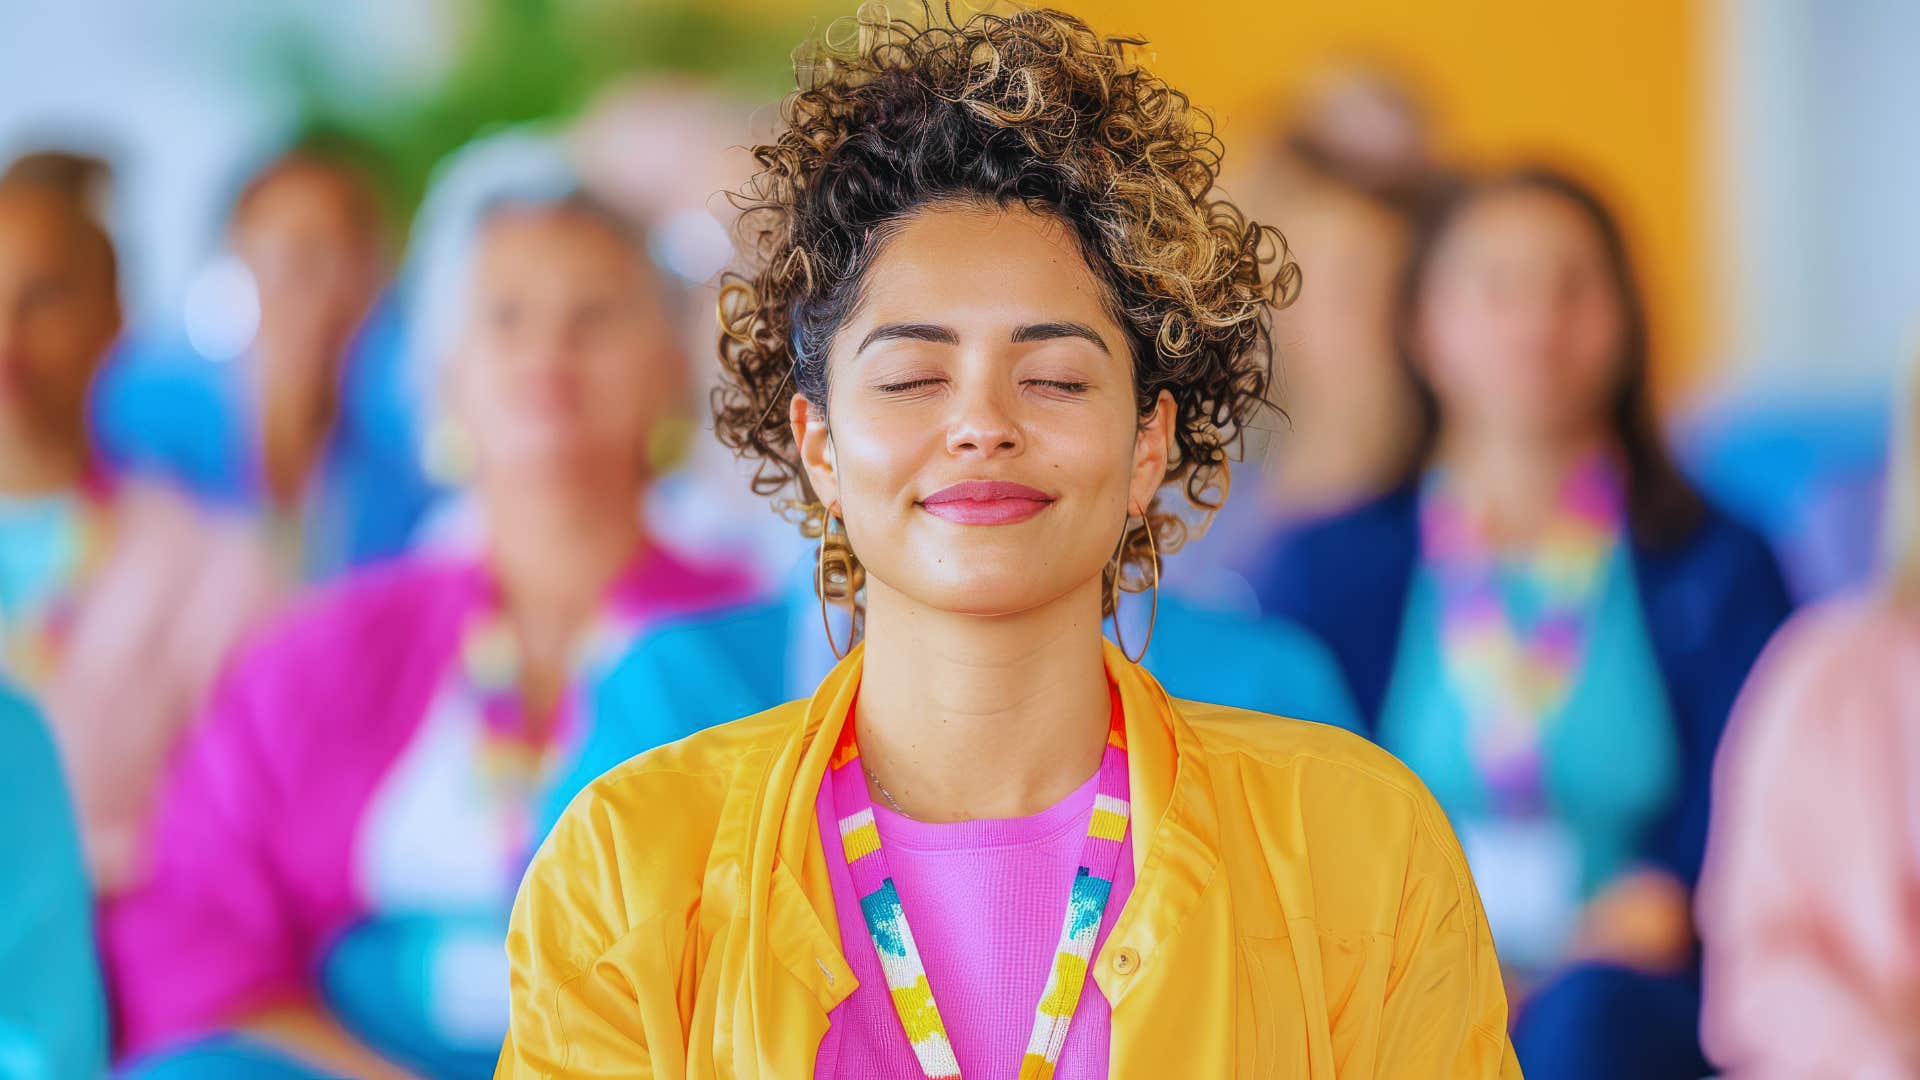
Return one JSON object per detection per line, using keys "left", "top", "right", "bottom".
{"left": 1167, "top": 70, "right": 1435, "bottom": 611}
{"left": 1697, "top": 341, "right": 1920, "bottom": 1078}
{"left": 0, "top": 164, "right": 273, "bottom": 894}
{"left": 95, "top": 144, "right": 437, "bottom": 582}
{"left": 103, "top": 156, "right": 751, "bottom": 1079}
{"left": 1247, "top": 66, "right": 1434, "bottom": 521}
{"left": 1260, "top": 168, "right": 1793, "bottom": 1079}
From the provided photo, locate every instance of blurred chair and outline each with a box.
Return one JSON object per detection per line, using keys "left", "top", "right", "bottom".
{"left": 1673, "top": 389, "right": 1888, "bottom": 602}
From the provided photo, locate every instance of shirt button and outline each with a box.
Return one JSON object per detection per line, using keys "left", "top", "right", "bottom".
{"left": 1111, "top": 947, "right": 1140, "bottom": 975}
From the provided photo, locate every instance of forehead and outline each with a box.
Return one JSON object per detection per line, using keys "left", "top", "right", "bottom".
{"left": 851, "top": 203, "right": 1120, "bottom": 328}
{"left": 468, "top": 206, "right": 649, "bottom": 290}
{"left": 1441, "top": 188, "right": 1604, "bottom": 265}
{"left": 233, "top": 162, "right": 374, "bottom": 236}
{"left": 476, "top": 205, "right": 641, "bottom": 272}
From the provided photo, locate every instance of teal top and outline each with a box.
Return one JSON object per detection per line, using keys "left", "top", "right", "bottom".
{"left": 0, "top": 684, "right": 106, "bottom": 1080}
{"left": 1379, "top": 547, "right": 1680, "bottom": 967}
{"left": 0, "top": 493, "right": 84, "bottom": 627}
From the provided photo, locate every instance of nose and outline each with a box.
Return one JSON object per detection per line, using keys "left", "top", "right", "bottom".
{"left": 943, "top": 375, "right": 1021, "bottom": 459}
{"left": 516, "top": 310, "right": 583, "bottom": 374}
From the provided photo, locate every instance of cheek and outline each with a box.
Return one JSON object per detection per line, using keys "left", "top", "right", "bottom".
{"left": 27, "top": 310, "right": 89, "bottom": 362}
{"left": 452, "top": 352, "right": 503, "bottom": 412}
{"left": 1422, "top": 306, "right": 1503, "bottom": 393}
{"left": 450, "top": 350, "right": 522, "bottom": 436}
{"left": 824, "top": 403, "right": 937, "bottom": 506}
{"left": 1566, "top": 308, "right": 1627, "bottom": 388}
{"left": 1042, "top": 405, "right": 1143, "bottom": 521}
{"left": 584, "top": 344, "right": 666, "bottom": 421}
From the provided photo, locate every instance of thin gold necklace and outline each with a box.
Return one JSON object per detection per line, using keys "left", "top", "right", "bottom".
{"left": 861, "top": 762, "right": 913, "bottom": 819}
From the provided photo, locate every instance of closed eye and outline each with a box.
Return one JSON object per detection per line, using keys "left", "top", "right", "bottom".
{"left": 1026, "top": 379, "right": 1090, "bottom": 393}
{"left": 876, "top": 376, "right": 945, "bottom": 393}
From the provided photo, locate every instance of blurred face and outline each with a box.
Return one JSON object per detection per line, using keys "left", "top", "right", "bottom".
{"left": 0, "top": 186, "right": 119, "bottom": 450}
{"left": 793, "top": 203, "right": 1173, "bottom": 619}
{"left": 230, "top": 162, "right": 383, "bottom": 379}
{"left": 449, "top": 207, "right": 680, "bottom": 486}
{"left": 1414, "top": 188, "right": 1626, "bottom": 445}
{"left": 1271, "top": 184, "right": 1407, "bottom": 397}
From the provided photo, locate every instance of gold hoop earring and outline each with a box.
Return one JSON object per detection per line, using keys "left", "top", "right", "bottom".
{"left": 817, "top": 507, "right": 855, "bottom": 660}
{"left": 1109, "top": 514, "right": 1160, "bottom": 665}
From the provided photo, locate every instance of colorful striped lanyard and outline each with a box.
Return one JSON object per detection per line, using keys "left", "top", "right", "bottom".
{"left": 0, "top": 475, "right": 113, "bottom": 694}
{"left": 450, "top": 581, "right": 645, "bottom": 882}
{"left": 1419, "top": 454, "right": 1623, "bottom": 812}
{"left": 828, "top": 688, "right": 1131, "bottom": 1080}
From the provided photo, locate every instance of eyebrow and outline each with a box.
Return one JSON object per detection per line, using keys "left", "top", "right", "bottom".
{"left": 1010, "top": 321, "right": 1110, "bottom": 355}
{"left": 855, "top": 323, "right": 960, "bottom": 354}
{"left": 854, "top": 320, "right": 1112, "bottom": 356}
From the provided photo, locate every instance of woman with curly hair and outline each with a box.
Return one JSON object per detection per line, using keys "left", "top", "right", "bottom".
{"left": 501, "top": 6, "right": 1519, "bottom": 1077}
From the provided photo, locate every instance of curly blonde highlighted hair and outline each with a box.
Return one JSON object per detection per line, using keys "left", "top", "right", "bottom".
{"left": 714, "top": 1, "right": 1298, "bottom": 614}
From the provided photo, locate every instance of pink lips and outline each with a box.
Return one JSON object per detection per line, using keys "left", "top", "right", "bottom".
{"left": 919, "top": 480, "right": 1056, "bottom": 525}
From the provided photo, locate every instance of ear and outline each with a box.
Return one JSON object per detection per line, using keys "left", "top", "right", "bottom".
{"left": 1128, "top": 389, "right": 1175, "bottom": 516}
{"left": 791, "top": 392, "right": 841, "bottom": 511}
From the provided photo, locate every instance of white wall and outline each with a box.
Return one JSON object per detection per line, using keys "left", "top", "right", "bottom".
{"left": 1713, "top": 0, "right": 1920, "bottom": 397}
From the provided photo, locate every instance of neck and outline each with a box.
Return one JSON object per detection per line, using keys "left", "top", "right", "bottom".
{"left": 1434, "top": 424, "right": 1611, "bottom": 542}
{"left": 257, "top": 369, "right": 342, "bottom": 510}
{"left": 853, "top": 575, "right": 1113, "bottom": 823}
{"left": 1265, "top": 362, "right": 1420, "bottom": 516}
{"left": 482, "top": 466, "right": 646, "bottom": 658}
{"left": 0, "top": 427, "right": 90, "bottom": 497}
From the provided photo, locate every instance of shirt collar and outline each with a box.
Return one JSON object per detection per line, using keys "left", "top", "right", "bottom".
{"left": 747, "top": 640, "right": 1224, "bottom": 1013}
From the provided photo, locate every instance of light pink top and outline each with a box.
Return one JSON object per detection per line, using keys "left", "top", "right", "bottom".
{"left": 43, "top": 480, "right": 276, "bottom": 893}
{"left": 814, "top": 768, "right": 1135, "bottom": 1080}
{"left": 1697, "top": 594, "right": 1920, "bottom": 1079}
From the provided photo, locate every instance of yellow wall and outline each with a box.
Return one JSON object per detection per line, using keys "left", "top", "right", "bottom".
{"left": 1071, "top": 0, "right": 1708, "bottom": 393}
{"left": 740, "top": 0, "right": 1711, "bottom": 390}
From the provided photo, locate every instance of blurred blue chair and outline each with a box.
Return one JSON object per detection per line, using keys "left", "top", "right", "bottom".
{"left": 1673, "top": 389, "right": 1888, "bottom": 602}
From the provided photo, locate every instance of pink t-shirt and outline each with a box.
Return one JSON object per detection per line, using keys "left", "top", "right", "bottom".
{"left": 814, "top": 766, "right": 1135, "bottom": 1080}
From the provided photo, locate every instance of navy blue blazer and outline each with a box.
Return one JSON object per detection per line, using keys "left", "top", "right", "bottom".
{"left": 1253, "top": 483, "right": 1793, "bottom": 889}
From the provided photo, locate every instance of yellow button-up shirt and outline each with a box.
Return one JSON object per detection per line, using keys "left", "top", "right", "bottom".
{"left": 499, "top": 642, "right": 1522, "bottom": 1078}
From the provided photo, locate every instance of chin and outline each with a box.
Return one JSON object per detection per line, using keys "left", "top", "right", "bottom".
{"left": 889, "top": 567, "right": 1086, "bottom": 620}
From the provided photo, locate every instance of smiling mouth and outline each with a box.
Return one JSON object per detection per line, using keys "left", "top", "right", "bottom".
{"left": 918, "top": 480, "right": 1056, "bottom": 525}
